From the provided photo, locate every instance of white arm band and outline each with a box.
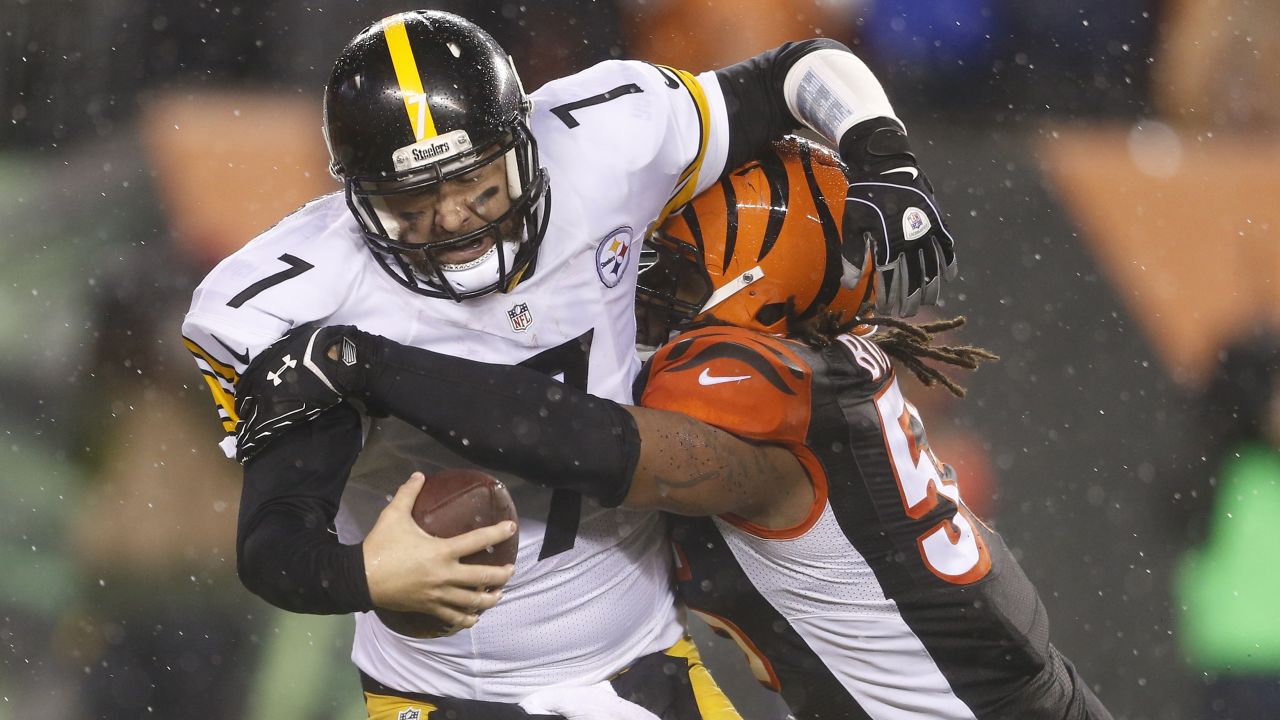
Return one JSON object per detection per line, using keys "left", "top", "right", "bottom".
{"left": 782, "top": 48, "right": 900, "bottom": 144}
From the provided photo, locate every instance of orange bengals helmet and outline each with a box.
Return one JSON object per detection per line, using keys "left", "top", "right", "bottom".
{"left": 638, "top": 135, "right": 876, "bottom": 344}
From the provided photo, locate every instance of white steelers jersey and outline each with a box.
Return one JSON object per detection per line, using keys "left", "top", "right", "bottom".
{"left": 182, "top": 59, "right": 729, "bottom": 700}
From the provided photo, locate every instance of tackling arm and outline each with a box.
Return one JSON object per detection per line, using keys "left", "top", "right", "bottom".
{"left": 235, "top": 326, "right": 811, "bottom": 525}
{"left": 627, "top": 405, "right": 812, "bottom": 526}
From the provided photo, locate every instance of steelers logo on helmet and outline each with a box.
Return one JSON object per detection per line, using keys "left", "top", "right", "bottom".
{"left": 323, "top": 10, "right": 551, "bottom": 301}
{"left": 638, "top": 135, "right": 877, "bottom": 343}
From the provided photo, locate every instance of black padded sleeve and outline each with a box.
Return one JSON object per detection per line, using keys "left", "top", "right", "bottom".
{"left": 363, "top": 340, "right": 641, "bottom": 508}
{"left": 237, "top": 402, "right": 371, "bottom": 614}
{"left": 713, "top": 38, "right": 850, "bottom": 171}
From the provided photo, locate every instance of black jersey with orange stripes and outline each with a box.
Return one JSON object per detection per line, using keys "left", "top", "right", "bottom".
{"left": 638, "top": 325, "right": 1111, "bottom": 720}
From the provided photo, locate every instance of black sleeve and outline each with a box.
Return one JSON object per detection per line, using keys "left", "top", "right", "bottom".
{"left": 713, "top": 38, "right": 850, "bottom": 171}
{"left": 363, "top": 340, "right": 641, "bottom": 507}
{"left": 236, "top": 402, "right": 372, "bottom": 614}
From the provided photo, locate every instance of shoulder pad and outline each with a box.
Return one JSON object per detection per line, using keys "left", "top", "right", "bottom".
{"left": 639, "top": 326, "right": 812, "bottom": 445}
{"left": 531, "top": 61, "right": 723, "bottom": 232}
{"left": 185, "top": 194, "right": 363, "bottom": 365}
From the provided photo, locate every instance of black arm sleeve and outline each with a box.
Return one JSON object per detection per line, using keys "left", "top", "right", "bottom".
{"left": 713, "top": 38, "right": 850, "bottom": 171}
{"left": 363, "top": 340, "right": 641, "bottom": 507}
{"left": 237, "top": 402, "right": 372, "bottom": 614}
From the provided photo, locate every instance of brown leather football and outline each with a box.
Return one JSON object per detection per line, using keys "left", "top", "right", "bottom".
{"left": 411, "top": 468, "right": 519, "bottom": 564}
{"left": 376, "top": 468, "right": 519, "bottom": 639}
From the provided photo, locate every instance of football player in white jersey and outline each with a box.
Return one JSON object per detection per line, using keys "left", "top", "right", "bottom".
{"left": 183, "top": 9, "right": 958, "bottom": 719}
{"left": 233, "top": 137, "right": 1112, "bottom": 720}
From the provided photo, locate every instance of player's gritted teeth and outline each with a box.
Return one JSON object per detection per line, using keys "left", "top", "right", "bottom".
{"left": 385, "top": 164, "right": 512, "bottom": 270}
{"left": 434, "top": 236, "right": 495, "bottom": 266}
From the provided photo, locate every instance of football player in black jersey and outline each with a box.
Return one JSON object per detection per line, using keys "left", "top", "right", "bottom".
{"left": 237, "top": 137, "right": 1111, "bottom": 719}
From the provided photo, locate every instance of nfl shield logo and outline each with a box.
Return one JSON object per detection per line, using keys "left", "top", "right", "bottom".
{"left": 398, "top": 709, "right": 422, "bottom": 720}
{"left": 507, "top": 302, "right": 533, "bottom": 332}
{"left": 902, "top": 207, "right": 932, "bottom": 241}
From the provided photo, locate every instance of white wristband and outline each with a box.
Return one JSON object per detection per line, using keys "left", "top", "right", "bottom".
{"left": 782, "top": 48, "right": 900, "bottom": 144}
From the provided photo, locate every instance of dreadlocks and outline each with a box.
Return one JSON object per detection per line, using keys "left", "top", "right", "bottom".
{"left": 792, "top": 309, "right": 999, "bottom": 398}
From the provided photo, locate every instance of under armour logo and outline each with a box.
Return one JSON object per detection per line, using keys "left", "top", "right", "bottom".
{"left": 340, "top": 337, "right": 358, "bottom": 366}
{"left": 266, "top": 354, "right": 297, "bottom": 386}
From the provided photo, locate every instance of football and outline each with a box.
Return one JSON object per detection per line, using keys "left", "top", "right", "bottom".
{"left": 376, "top": 468, "right": 519, "bottom": 639}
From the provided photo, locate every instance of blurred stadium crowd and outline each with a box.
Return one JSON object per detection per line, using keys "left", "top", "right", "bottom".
{"left": 1, "top": 0, "right": 1277, "bottom": 718}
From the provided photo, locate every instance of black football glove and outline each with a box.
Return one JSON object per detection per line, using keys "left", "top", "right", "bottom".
{"left": 234, "top": 324, "right": 386, "bottom": 463}
{"left": 839, "top": 117, "right": 958, "bottom": 317}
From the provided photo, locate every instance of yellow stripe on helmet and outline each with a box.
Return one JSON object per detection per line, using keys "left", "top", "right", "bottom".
{"left": 383, "top": 16, "right": 438, "bottom": 141}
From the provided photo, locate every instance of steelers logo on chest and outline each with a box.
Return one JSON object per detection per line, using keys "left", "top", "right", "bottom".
{"left": 595, "top": 226, "right": 636, "bottom": 288}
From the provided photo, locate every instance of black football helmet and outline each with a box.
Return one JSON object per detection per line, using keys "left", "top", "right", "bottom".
{"left": 324, "top": 10, "right": 550, "bottom": 300}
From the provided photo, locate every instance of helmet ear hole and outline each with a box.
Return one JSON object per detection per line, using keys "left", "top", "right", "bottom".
{"left": 754, "top": 302, "right": 788, "bottom": 327}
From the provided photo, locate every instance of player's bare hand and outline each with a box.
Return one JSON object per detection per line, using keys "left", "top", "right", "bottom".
{"left": 363, "top": 472, "right": 517, "bottom": 621}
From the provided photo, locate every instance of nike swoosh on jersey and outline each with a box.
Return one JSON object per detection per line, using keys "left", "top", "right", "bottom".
{"left": 881, "top": 166, "right": 919, "bottom": 180}
{"left": 698, "top": 368, "right": 752, "bottom": 386}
